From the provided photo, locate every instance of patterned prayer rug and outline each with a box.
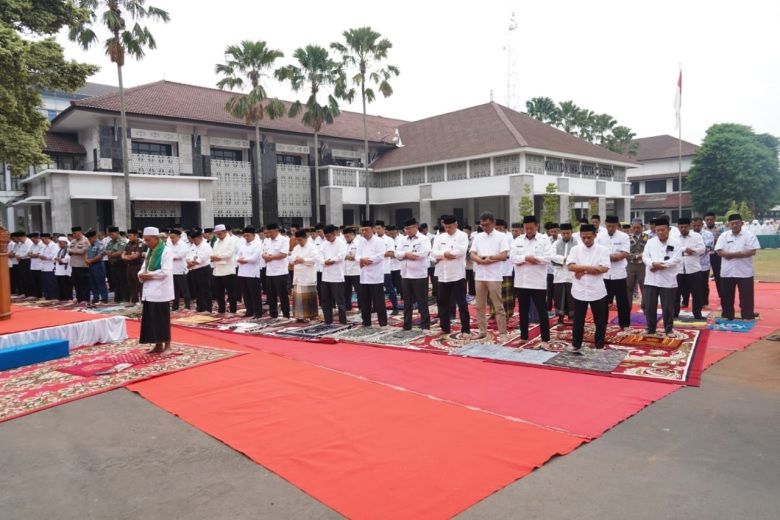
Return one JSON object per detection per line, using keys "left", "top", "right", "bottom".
{"left": 544, "top": 349, "right": 628, "bottom": 372}
{"left": 275, "top": 323, "right": 352, "bottom": 338}
{"left": 610, "top": 312, "right": 660, "bottom": 327}
{"left": 0, "top": 340, "right": 243, "bottom": 423}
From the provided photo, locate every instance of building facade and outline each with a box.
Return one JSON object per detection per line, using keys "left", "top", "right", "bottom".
{"left": 628, "top": 135, "right": 699, "bottom": 223}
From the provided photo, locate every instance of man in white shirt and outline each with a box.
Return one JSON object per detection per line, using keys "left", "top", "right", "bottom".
{"left": 463, "top": 225, "right": 476, "bottom": 300}
{"left": 387, "top": 225, "right": 403, "bottom": 304}
{"left": 186, "top": 230, "right": 213, "bottom": 312}
{"left": 642, "top": 217, "right": 683, "bottom": 335}
{"left": 590, "top": 215, "right": 608, "bottom": 240}
{"left": 715, "top": 213, "right": 761, "bottom": 320}
{"left": 470, "top": 212, "right": 511, "bottom": 337}
{"left": 15, "top": 232, "right": 34, "bottom": 297}
{"left": 289, "top": 230, "right": 320, "bottom": 321}
{"left": 356, "top": 220, "right": 388, "bottom": 327}
{"left": 28, "top": 232, "right": 43, "bottom": 298}
{"left": 431, "top": 215, "right": 470, "bottom": 334}
{"left": 374, "top": 220, "right": 400, "bottom": 315}
{"left": 38, "top": 233, "right": 58, "bottom": 300}
{"left": 343, "top": 227, "right": 361, "bottom": 312}
{"left": 497, "top": 219, "right": 516, "bottom": 319}
{"left": 209, "top": 224, "right": 238, "bottom": 314}
{"left": 566, "top": 224, "right": 611, "bottom": 353}
{"left": 168, "top": 229, "right": 191, "bottom": 311}
{"left": 545, "top": 223, "right": 560, "bottom": 311}
{"left": 551, "top": 223, "right": 577, "bottom": 326}
{"left": 320, "top": 224, "right": 348, "bottom": 324}
{"left": 262, "top": 223, "right": 291, "bottom": 319}
{"left": 597, "top": 216, "right": 632, "bottom": 329}
{"left": 692, "top": 216, "right": 715, "bottom": 307}
{"left": 54, "top": 235, "right": 72, "bottom": 300}
{"left": 511, "top": 216, "right": 553, "bottom": 343}
{"left": 237, "top": 227, "right": 263, "bottom": 318}
{"left": 675, "top": 218, "right": 706, "bottom": 319}
{"left": 396, "top": 218, "right": 432, "bottom": 330}
{"left": 704, "top": 211, "right": 723, "bottom": 299}
{"left": 138, "top": 226, "right": 174, "bottom": 354}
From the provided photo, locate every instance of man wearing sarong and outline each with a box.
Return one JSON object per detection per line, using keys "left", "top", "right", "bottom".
{"left": 289, "top": 230, "right": 320, "bottom": 321}
{"left": 138, "top": 227, "right": 174, "bottom": 354}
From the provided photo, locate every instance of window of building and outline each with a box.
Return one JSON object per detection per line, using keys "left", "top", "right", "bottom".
{"left": 672, "top": 177, "right": 689, "bottom": 192}
{"left": 276, "top": 154, "right": 302, "bottom": 165}
{"left": 631, "top": 182, "right": 640, "bottom": 195}
{"left": 132, "top": 141, "right": 173, "bottom": 156}
{"left": 644, "top": 179, "right": 667, "bottom": 194}
{"left": 211, "top": 148, "right": 242, "bottom": 161}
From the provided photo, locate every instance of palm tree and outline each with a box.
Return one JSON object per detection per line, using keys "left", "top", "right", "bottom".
{"left": 331, "top": 27, "right": 399, "bottom": 219}
{"left": 591, "top": 113, "right": 617, "bottom": 145}
{"left": 525, "top": 96, "right": 559, "bottom": 125}
{"left": 575, "top": 109, "right": 596, "bottom": 141}
{"left": 605, "top": 125, "right": 638, "bottom": 156}
{"left": 216, "top": 41, "right": 285, "bottom": 227}
{"left": 557, "top": 100, "right": 580, "bottom": 134}
{"left": 69, "top": 0, "right": 170, "bottom": 230}
{"left": 275, "top": 45, "right": 341, "bottom": 223}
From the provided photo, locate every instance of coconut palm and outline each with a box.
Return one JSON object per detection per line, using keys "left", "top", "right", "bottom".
{"left": 525, "top": 96, "right": 559, "bottom": 125}
{"left": 275, "top": 45, "right": 341, "bottom": 221}
{"left": 576, "top": 109, "right": 596, "bottom": 141}
{"left": 331, "top": 27, "right": 399, "bottom": 219}
{"left": 592, "top": 113, "right": 617, "bottom": 145}
{"left": 216, "top": 41, "right": 285, "bottom": 227}
{"left": 557, "top": 100, "right": 580, "bottom": 134}
{"left": 605, "top": 125, "right": 638, "bottom": 156}
{"left": 69, "top": 0, "right": 170, "bottom": 229}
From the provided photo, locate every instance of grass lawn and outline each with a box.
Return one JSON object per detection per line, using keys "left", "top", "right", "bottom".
{"left": 755, "top": 249, "right": 780, "bottom": 282}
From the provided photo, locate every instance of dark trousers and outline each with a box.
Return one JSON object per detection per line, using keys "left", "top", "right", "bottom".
{"left": 344, "top": 274, "right": 360, "bottom": 310}
{"left": 710, "top": 254, "right": 722, "bottom": 298}
{"left": 212, "top": 274, "right": 237, "bottom": 313}
{"left": 428, "top": 266, "right": 437, "bottom": 297}
{"left": 572, "top": 296, "right": 608, "bottom": 349}
{"left": 466, "top": 269, "right": 476, "bottom": 296}
{"left": 720, "top": 276, "right": 755, "bottom": 320}
{"left": 384, "top": 273, "right": 399, "bottom": 310}
{"left": 30, "top": 269, "right": 42, "bottom": 298}
{"left": 189, "top": 267, "right": 211, "bottom": 312}
{"left": 267, "top": 274, "right": 291, "bottom": 318}
{"left": 553, "top": 282, "right": 574, "bottom": 319}
{"left": 391, "top": 270, "right": 403, "bottom": 302}
{"left": 321, "top": 281, "right": 346, "bottom": 324}
{"left": 126, "top": 263, "right": 142, "bottom": 303}
{"left": 10, "top": 265, "right": 18, "bottom": 294}
{"left": 316, "top": 271, "right": 323, "bottom": 300}
{"left": 401, "top": 277, "right": 430, "bottom": 329}
{"left": 626, "top": 262, "right": 645, "bottom": 302}
{"left": 88, "top": 263, "right": 108, "bottom": 303}
{"left": 110, "top": 261, "right": 127, "bottom": 302}
{"left": 643, "top": 285, "right": 676, "bottom": 333}
{"left": 546, "top": 273, "right": 554, "bottom": 311}
{"left": 359, "top": 283, "right": 388, "bottom": 326}
{"left": 72, "top": 266, "right": 90, "bottom": 302}
{"left": 41, "top": 271, "right": 57, "bottom": 300}
{"left": 517, "top": 288, "right": 550, "bottom": 341}
{"left": 605, "top": 278, "right": 631, "bottom": 328}
{"left": 17, "top": 259, "right": 31, "bottom": 296}
{"left": 676, "top": 272, "right": 704, "bottom": 318}
{"left": 237, "top": 276, "right": 261, "bottom": 317}
{"left": 56, "top": 275, "right": 73, "bottom": 301}
{"left": 172, "top": 273, "right": 192, "bottom": 311}
{"left": 260, "top": 267, "right": 267, "bottom": 297}
{"left": 700, "top": 270, "right": 711, "bottom": 306}
{"left": 437, "top": 279, "right": 469, "bottom": 333}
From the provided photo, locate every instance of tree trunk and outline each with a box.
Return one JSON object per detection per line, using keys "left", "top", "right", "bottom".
{"left": 254, "top": 123, "right": 263, "bottom": 227}
{"left": 117, "top": 62, "right": 131, "bottom": 230}
{"left": 313, "top": 131, "right": 320, "bottom": 225}
{"left": 361, "top": 77, "right": 370, "bottom": 220}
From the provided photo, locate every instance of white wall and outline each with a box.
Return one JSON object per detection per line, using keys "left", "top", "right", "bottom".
{"left": 630, "top": 157, "right": 694, "bottom": 177}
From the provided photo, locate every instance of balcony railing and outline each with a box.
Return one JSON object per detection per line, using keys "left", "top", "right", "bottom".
{"left": 0, "top": 175, "right": 23, "bottom": 192}
{"left": 129, "top": 153, "right": 180, "bottom": 176}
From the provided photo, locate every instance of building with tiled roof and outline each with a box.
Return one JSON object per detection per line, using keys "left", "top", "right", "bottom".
{"left": 10, "top": 79, "right": 637, "bottom": 232}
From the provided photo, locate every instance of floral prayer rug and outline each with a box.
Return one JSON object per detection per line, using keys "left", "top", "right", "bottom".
{"left": 0, "top": 339, "right": 243, "bottom": 423}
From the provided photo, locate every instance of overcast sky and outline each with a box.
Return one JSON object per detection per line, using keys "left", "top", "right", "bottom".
{"left": 55, "top": 0, "right": 780, "bottom": 145}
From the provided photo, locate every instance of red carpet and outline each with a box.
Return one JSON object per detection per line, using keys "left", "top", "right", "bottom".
{"left": 129, "top": 350, "right": 583, "bottom": 520}
{"left": 188, "top": 328, "right": 678, "bottom": 439}
{"left": 1, "top": 306, "right": 103, "bottom": 335}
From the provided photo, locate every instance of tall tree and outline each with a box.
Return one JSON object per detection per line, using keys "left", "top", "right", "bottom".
{"left": 331, "top": 26, "right": 399, "bottom": 220}
{"left": 69, "top": 0, "right": 170, "bottom": 229}
{"left": 525, "top": 96, "right": 559, "bottom": 125}
{"left": 541, "top": 182, "right": 559, "bottom": 225}
{"left": 0, "top": 0, "right": 98, "bottom": 176}
{"left": 591, "top": 113, "right": 617, "bottom": 145}
{"left": 604, "top": 126, "right": 638, "bottom": 156}
{"left": 557, "top": 100, "right": 580, "bottom": 134}
{"left": 216, "top": 41, "right": 285, "bottom": 227}
{"left": 276, "top": 45, "right": 342, "bottom": 223}
{"left": 575, "top": 109, "right": 596, "bottom": 141}
{"left": 688, "top": 123, "right": 780, "bottom": 215}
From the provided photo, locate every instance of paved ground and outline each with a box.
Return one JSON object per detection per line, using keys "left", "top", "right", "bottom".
{"left": 1, "top": 338, "right": 778, "bottom": 519}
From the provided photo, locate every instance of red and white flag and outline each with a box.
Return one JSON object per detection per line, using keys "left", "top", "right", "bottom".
{"left": 674, "top": 68, "right": 682, "bottom": 130}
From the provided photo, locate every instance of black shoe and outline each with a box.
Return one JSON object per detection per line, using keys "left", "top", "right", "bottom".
{"left": 391, "top": 309, "right": 399, "bottom": 316}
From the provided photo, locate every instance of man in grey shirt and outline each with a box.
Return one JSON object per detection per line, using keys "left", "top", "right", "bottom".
{"left": 68, "top": 226, "right": 90, "bottom": 302}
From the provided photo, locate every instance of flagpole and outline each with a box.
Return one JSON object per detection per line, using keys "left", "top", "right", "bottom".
{"left": 677, "top": 64, "right": 682, "bottom": 219}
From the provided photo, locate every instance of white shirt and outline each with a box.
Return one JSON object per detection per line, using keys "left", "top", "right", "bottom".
{"left": 211, "top": 236, "right": 238, "bottom": 277}
{"left": 263, "top": 235, "right": 290, "bottom": 277}
{"left": 566, "top": 243, "right": 611, "bottom": 301}
{"left": 390, "top": 235, "right": 402, "bottom": 271}
{"left": 596, "top": 230, "right": 630, "bottom": 280}
{"left": 187, "top": 240, "right": 212, "bottom": 270}
{"left": 14, "top": 238, "right": 33, "bottom": 260}
{"left": 289, "top": 239, "right": 320, "bottom": 286}
{"left": 54, "top": 246, "right": 71, "bottom": 276}
{"left": 378, "top": 234, "right": 395, "bottom": 274}
{"left": 551, "top": 238, "right": 577, "bottom": 284}
{"left": 698, "top": 228, "right": 715, "bottom": 271}
{"left": 356, "top": 234, "right": 386, "bottom": 284}
{"left": 344, "top": 238, "right": 361, "bottom": 277}
{"left": 715, "top": 228, "right": 761, "bottom": 278}
{"left": 501, "top": 232, "right": 516, "bottom": 277}
{"left": 471, "top": 230, "right": 511, "bottom": 282}
{"left": 313, "top": 235, "right": 324, "bottom": 273}
{"left": 395, "top": 232, "right": 432, "bottom": 279}
{"left": 677, "top": 231, "right": 705, "bottom": 275}
{"left": 169, "top": 240, "right": 190, "bottom": 275}
{"left": 139, "top": 246, "right": 174, "bottom": 302}
{"left": 38, "top": 242, "right": 58, "bottom": 272}
{"left": 29, "top": 241, "right": 43, "bottom": 270}
{"left": 237, "top": 238, "right": 263, "bottom": 278}
{"left": 321, "top": 238, "right": 347, "bottom": 283}
{"left": 431, "top": 229, "right": 468, "bottom": 283}
{"left": 642, "top": 236, "right": 683, "bottom": 288}
{"left": 511, "top": 233, "right": 552, "bottom": 290}
{"left": 7, "top": 241, "right": 16, "bottom": 267}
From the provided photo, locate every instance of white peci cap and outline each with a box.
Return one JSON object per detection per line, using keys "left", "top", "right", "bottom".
{"left": 213, "top": 224, "right": 226, "bottom": 232}
{"left": 142, "top": 227, "right": 160, "bottom": 237}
